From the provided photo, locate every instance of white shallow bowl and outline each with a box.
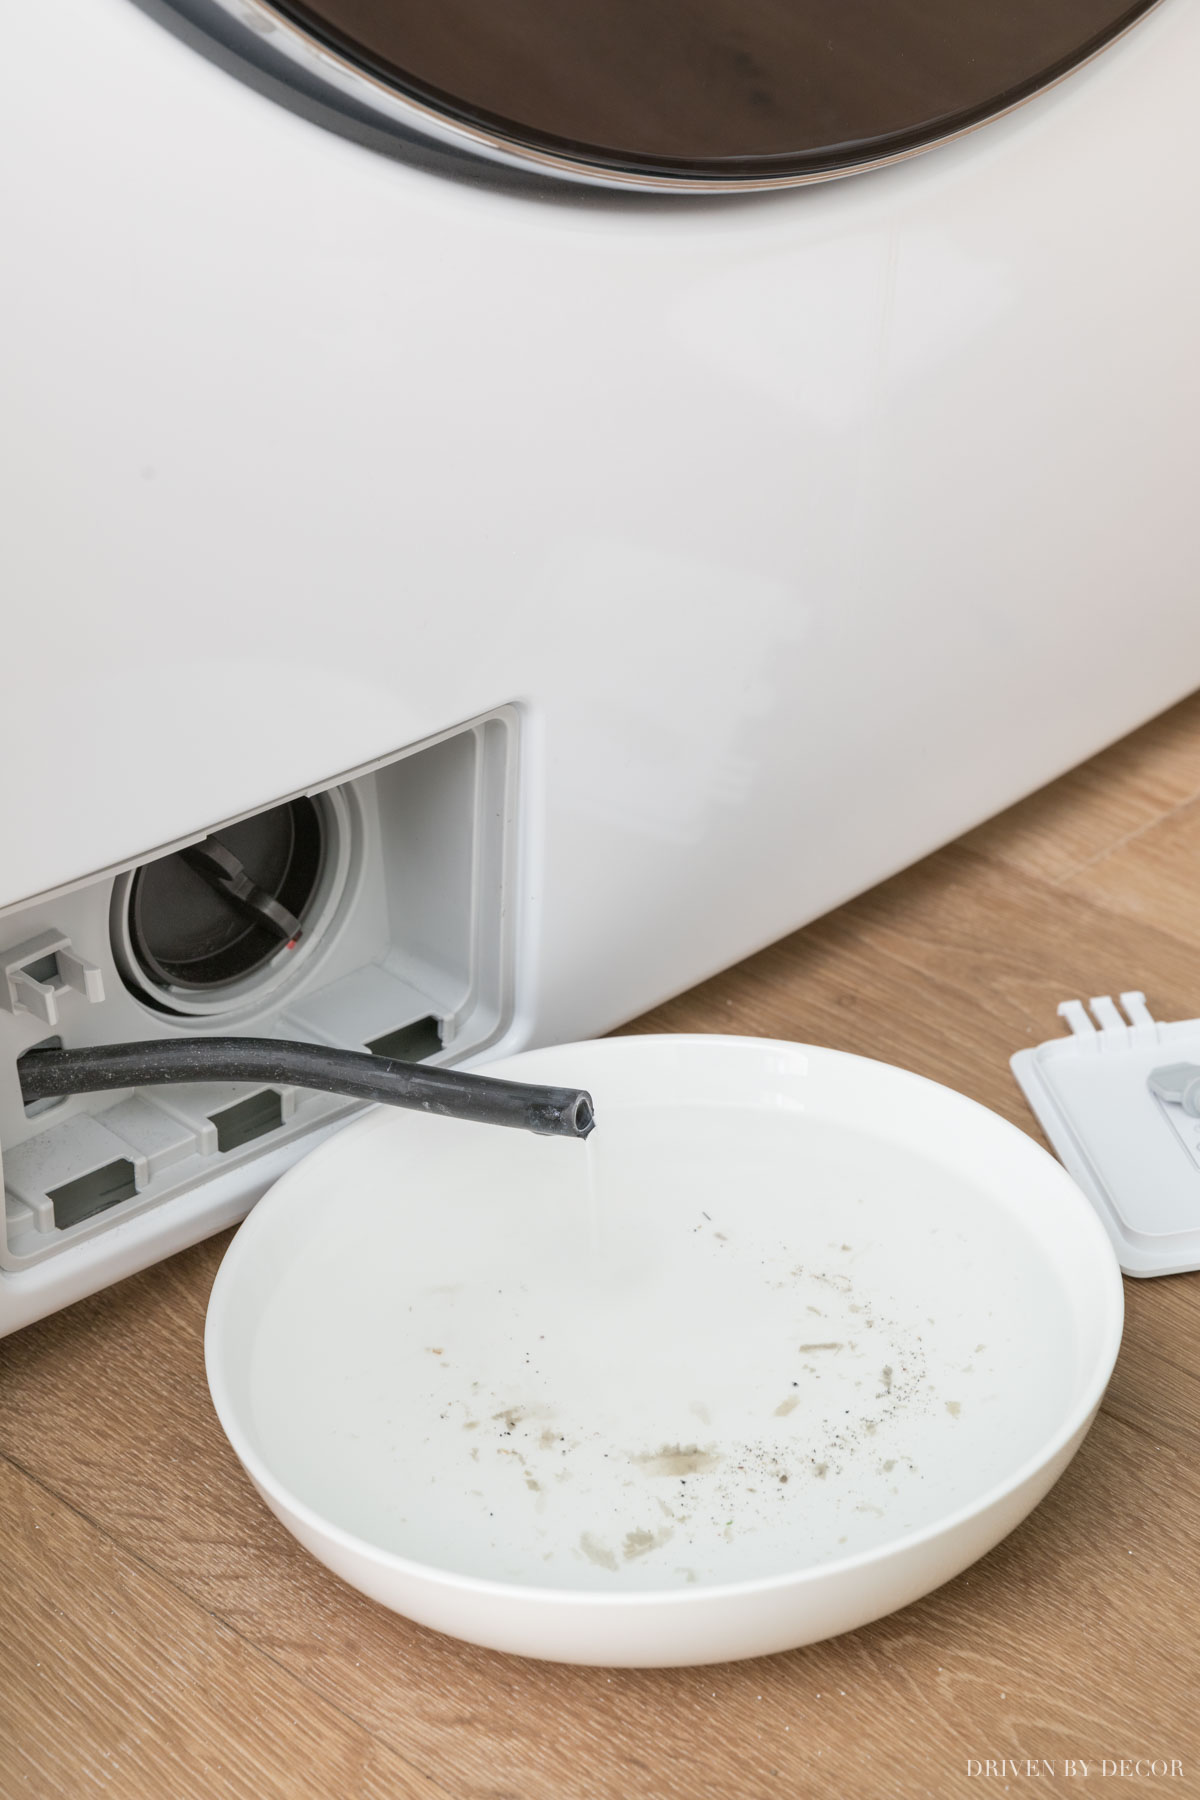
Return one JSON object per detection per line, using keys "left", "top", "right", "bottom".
{"left": 205, "top": 1035, "right": 1123, "bottom": 1666}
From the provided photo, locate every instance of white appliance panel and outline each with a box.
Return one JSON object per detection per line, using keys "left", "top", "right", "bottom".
{"left": 1, "top": 0, "right": 1197, "bottom": 1325}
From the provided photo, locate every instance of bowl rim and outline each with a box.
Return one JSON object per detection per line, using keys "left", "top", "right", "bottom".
{"left": 205, "top": 1032, "right": 1125, "bottom": 1609}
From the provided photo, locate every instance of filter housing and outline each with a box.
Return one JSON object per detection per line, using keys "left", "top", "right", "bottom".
{"left": 0, "top": 709, "right": 517, "bottom": 1316}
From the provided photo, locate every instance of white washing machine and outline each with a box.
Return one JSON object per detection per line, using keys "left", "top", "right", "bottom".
{"left": 1, "top": 0, "right": 1197, "bottom": 1332}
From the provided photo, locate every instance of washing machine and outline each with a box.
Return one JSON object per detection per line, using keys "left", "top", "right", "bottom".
{"left": 1, "top": 0, "right": 1196, "bottom": 1333}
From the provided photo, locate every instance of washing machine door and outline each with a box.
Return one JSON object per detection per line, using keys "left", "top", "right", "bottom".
{"left": 205, "top": 0, "right": 1160, "bottom": 189}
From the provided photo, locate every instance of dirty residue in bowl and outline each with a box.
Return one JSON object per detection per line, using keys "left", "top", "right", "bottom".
{"left": 245, "top": 1109, "right": 1076, "bottom": 1591}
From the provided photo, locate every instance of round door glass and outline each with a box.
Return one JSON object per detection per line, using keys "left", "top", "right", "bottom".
{"left": 270, "top": 0, "right": 1157, "bottom": 181}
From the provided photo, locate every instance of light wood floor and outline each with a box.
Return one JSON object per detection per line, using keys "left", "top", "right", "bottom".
{"left": 5, "top": 695, "right": 1200, "bottom": 1798}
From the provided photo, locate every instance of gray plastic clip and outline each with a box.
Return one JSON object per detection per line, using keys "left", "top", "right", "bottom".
{"left": 2, "top": 930, "right": 105, "bottom": 1028}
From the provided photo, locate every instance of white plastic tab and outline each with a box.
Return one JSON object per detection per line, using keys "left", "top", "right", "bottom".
{"left": 1120, "top": 991, "right": 1154, "bottom": 1030}
{"left": 1013, "top": 990, "right": 1200, "bottom": 1276}
{"left": 1057, "top": 999, "right": 1096, "bottom": 1037}
{"left": 1089, "top": 994, "right": 1126, "bottom": 1033}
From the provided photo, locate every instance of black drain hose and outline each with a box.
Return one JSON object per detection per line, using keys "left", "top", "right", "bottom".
{"left": 17, "top": 1038, "right": 595, "bottom": 1140}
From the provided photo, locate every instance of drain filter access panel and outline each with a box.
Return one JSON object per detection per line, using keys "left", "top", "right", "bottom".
{"left": 0, "top": 709, "right": 518, "bottom": 1331}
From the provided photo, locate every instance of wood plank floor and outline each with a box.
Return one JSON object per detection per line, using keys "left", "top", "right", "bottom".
{"left": 5, "top": 694, "right": 1200, "bottom": 1798}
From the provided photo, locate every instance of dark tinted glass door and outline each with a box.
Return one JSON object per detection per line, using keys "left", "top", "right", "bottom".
{"left": 272, "top": 0, "right": 1157, "bottom": 180}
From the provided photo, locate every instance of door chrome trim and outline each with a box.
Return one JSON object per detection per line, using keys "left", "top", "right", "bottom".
{"left": 199, "top": 0, "right": 1165, "bottom": 192}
